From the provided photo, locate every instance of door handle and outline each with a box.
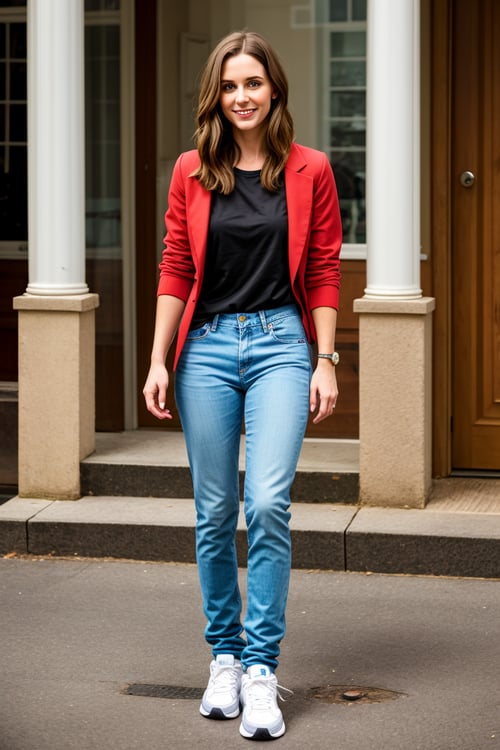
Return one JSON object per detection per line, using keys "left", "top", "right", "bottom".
{"left": 460, "top": 171, "right": 475, "bottom": 188}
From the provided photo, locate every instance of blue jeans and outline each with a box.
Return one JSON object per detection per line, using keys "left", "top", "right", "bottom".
{"left": 175, "top": 304, "right": 312, "bottom": 671}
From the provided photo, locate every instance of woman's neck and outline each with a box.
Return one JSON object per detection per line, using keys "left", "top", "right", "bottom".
{"left": 233, "top": 131, "right": 267, "bottom": 170}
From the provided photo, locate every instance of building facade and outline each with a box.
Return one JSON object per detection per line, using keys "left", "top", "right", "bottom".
{"left": 1, "top": 0, "right": 499, "bottom": 500}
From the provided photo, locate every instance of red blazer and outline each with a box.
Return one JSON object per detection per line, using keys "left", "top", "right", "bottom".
{"left": 158, "top": 142, "right": 342, "bottom": 369}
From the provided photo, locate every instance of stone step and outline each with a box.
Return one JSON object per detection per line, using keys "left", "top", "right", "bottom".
{"left": 80, "top": 431, "right": 360, "bottom": 503}
{"left": 2, "top": 494, "right": 500, "bottom": 578}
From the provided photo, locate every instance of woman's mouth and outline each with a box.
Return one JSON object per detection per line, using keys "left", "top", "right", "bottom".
{"left": 234, "top": 109, "right": 256, "bottom": 117}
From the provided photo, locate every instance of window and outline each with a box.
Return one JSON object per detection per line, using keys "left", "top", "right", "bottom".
{"left": 0, "top": 8, "right": 27, "bottom": 253}
{"left": 317, "top": 0, "right": 366, "bottom": 247}
{"left": 0, "top": 0, "right": 125, "bottom": 427}
{"left": 0, "top": 1, "right": 123, "bottom": 259}
{"left": 85, "top": 10, "right": 121, "bottom": 256}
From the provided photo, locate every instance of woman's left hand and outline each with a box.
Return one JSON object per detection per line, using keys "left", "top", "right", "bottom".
{"left": 309, "top": 360, "right": 338, "bottom": 423}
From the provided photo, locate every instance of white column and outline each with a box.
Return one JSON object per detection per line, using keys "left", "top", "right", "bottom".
{"left": 365, "top": 0, "right": 421, "bottom": 299}
{"left": 15, "top": 0, "right": 98, "bottom": 499}
{"left": 26, "top": 0, "right": 88, "bottom": 296}
{"left": 354, "top": 0, "right": 434, "bottom": 508}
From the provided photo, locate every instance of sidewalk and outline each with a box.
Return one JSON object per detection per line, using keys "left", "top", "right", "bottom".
{"left": 1, "top": 431, "right": 500, "bottom": 578}
{"left": 0, "top": 556, "right": 499, "bottom": 750}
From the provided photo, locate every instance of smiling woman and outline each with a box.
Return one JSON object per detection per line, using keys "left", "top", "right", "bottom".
{"left": 142, "top": 29, "right": 341, "bottom": 743}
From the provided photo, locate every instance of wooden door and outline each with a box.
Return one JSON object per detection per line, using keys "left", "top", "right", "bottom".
{"left": 452, "top": 0, "right": 500, "bottom": 469}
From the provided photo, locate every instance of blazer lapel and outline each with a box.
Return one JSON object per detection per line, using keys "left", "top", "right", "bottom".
{"left": 186, "top": 178, "right": 212, "bottom": 274}
{"left": 285, "top": 146, "right": 313, "bottom": 284}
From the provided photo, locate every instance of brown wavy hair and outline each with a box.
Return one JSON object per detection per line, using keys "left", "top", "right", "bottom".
{"left": 192, "top": 31, "right": 294, "bottom": 194}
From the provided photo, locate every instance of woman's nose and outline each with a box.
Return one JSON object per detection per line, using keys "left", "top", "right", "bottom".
{"left": 235, "top": 85, "right": 248, "bottom": 103}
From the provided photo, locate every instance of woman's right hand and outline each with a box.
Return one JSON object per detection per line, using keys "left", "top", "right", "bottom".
{"left": 143, "top": 361, "right": 173, "bottom": 420}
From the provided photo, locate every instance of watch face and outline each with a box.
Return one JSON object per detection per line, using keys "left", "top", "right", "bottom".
{"left": 332, "top": 352, "right": 340, "bottom": 365}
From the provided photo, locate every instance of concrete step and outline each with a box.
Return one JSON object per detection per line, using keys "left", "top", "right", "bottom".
{"left": 81, "top": 431, "right": 360, "bottom": 503}
{"left": 2, "top": 494, "right": 500, "bottom": 579}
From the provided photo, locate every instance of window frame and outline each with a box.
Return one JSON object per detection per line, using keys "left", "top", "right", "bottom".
{"left": 319, "top": 15, "right": 367, "bottom": 260}
{"left": 0, "top": 5, "right": 27, "bottom": 259}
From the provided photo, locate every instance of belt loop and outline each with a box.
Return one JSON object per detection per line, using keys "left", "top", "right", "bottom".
{"left": 258, "top": 309, "right": 268, "bottom": 333}
{"left": 210, "top": 314, "right": 219, "bottom": 331}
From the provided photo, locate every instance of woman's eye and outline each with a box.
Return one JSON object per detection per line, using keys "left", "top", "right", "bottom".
{"left": 248, "top": 80, "right": 261, "bottom": 88}
{"left": 222, "top": 83, "right": 235, "bottom": 91}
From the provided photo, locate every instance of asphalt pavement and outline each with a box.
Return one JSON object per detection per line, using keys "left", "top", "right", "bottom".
{"left": 0, "top": 556, "right": 499, "bottom": 750}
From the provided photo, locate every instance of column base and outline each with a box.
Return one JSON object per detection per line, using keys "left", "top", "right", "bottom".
{"left": 13, "top": 293, "right": 100, "bottom": 500}
{"left": 353, "top": 297, "right": 435, "bottom": 509}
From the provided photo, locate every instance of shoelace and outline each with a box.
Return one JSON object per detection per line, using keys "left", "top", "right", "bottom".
{"left": 209, "top": 664, "right": 241, "bottom": 694}
{"left": 244, "top": 676, "right": 293, "bottom": 709}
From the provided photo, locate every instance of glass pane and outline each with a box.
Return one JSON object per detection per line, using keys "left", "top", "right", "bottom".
{"left": 330, "top": 60, "right": 365, "bottom": 87}
{"left": 10, "top": 61, "right": 27, "bottom": 100}
{"left": 10, "top": 103, "right": 26, "bottom": 140}
{"left": 10, "top": 24, "right": 26, "bottom": 58}
{"left": 86, "top": 24, "right": 120, "bottom": 57}
{"left": 85, "top": 25, "right": 121, "bottom": 250}
{"left": 0, "top": 24, "right": 5, "bottom": 57}
{"left": 0, "top": 1, "right": 26, "bottom": 6}
{"left": 328, "top": 0, "right": 347, "bottom": 22}
{"left": 330, "top": 31, "right": 365, "bottom": 58}
{"left": 0, "top": 104, "right": 4, "bottom": 140}
{"left": 331, "top": 152, "right": 366, "bottom": 243}
{"left": 330, "top": 90, "right": 365, "bottom": 117}
{"left": 87, "top": 60, "right": 119, "bottom": 101}
{"left": 0, "top": 62, "right": 5, "bottom": 99}
{"left": 353, "top": 0, "right": 367, "bottom": 21}
{"left": 0, "top": 145, "right": 27, "bottom": 240}
{"left": 84, "top": 0, "right": 120, "bottom": 10}
{"left": 330, "top": 120, "right": 365, "bottom": 148}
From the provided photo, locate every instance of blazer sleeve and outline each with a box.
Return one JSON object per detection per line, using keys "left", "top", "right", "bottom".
{"left": 305, "top": 152, "right": 342, "bottom": 311}
{"left": 157, "top": 153, "right": 196, "bottom": 301}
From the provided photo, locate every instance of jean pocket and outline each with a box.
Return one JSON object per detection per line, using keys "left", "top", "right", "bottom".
{"left": 267, "top": 316, "right": 307, "bottom": 344}
{"left": 185, "top": 323, "right": 211, "bottom": 341}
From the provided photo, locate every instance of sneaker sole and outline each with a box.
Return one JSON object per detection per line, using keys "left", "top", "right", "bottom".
{"left": 239, "top": 721, "right": 285, "bottom": 740}
{"left": 200, "top": 703, "right": 240, "bottom": 720}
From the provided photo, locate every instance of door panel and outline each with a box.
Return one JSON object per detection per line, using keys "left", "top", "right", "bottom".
{"left": 452, "top": 0, "right": 500, "bottom": 468}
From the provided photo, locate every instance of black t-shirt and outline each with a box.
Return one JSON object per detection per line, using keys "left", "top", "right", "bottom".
{"left": 191, "top": 168, "right": 294, "bottom": 327}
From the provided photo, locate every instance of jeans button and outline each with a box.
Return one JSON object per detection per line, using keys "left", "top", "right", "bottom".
{"left": 238, "top": 315, "right": 246, "bottom": 322}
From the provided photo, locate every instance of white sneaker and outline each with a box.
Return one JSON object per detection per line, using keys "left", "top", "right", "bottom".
{"left": 239, "top": 665, "right": 286, "bottom": 740}
{"left": 200, "top": 654, "right": 242, "bottom": 720}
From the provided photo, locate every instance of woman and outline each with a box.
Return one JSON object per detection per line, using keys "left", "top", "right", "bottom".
{"left": 143, "top": 30, "right": 341, "bottom": 741}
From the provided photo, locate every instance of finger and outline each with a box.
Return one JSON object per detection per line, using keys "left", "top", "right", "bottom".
{"left": 143, "top": 387, "right": 170, "bottom": 419}
{"left": 312, "top": 395, "right": 336, "bottom": 423}
{"left": 309, "top": 383, "right": 318, "bottom": 413}
{"left": 146, "top": 401, "right": 172, "bottom": 420}
{"left": 158, "top": 386, "right": 167, "bottom": 411}
{"left": 157, "top": 409, "right": 173, "bottom": 420}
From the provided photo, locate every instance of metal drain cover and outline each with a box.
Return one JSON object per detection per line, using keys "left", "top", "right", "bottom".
{"left": 124, "top": 684, "right": 204, "bottom": 700}
{"left": 307, "top": 685, "right": 404, "bottom": 704}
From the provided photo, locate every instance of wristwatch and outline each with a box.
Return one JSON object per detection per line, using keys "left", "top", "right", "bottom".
{"left": 317, "top": 352, "right": 340, "bottom": 365}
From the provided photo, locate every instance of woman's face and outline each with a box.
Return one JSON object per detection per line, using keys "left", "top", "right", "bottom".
{"left": 219, "top": 53, "right": 276, "bottom": 139}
